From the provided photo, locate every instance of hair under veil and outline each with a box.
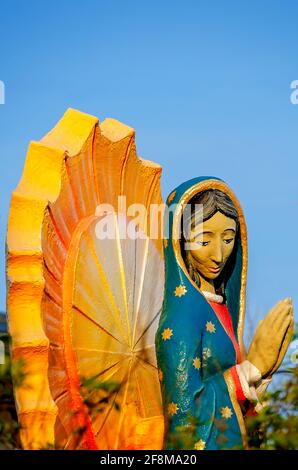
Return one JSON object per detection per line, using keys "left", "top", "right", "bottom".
{"left": 180, "top": 189, "right": 240, "bottom": 298}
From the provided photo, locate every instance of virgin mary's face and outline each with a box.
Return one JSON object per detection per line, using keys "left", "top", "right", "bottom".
{"left": 187, "top": 211, "right": 236, "bottom": 280}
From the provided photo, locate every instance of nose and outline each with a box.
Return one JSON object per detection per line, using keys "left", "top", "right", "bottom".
{"left": 210, "top": 241, "right": 224, "bottom": 265}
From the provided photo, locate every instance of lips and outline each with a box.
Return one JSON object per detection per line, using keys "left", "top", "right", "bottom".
{"left": 208, "top": 266, "right": 221, "bottom": 273}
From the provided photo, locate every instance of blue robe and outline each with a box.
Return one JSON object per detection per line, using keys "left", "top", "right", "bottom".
{"left": 155, "top": 176, "right": 248, "bottom": 450}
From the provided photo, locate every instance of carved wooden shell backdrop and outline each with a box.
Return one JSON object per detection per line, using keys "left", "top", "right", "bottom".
{"left": 6, "top": 109, "right": 165, "bottom": 449}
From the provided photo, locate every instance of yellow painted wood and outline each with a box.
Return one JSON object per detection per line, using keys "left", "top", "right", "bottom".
{"left": 6, "top": 108, "right": 164, "bottom": 449}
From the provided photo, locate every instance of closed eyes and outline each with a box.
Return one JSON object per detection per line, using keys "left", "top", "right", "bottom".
{"left": 195, "top": 238, "right": 234, "bottom": 247}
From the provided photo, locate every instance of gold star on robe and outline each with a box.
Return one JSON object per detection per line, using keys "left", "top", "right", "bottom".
{"left": 193, "top": 357, "right": 201, "bottom": 369}
{"left": 162, "top": 328, "right": 173, "bottom": 341}
{"left": 164, "top": 239, "right": 168, "bottom": 248}
{"left": 221, "top": 406, "right": 233, "bottom": 419}
{"left": 158, "top": 369, "right": 163, "bottom": 381}
{"left": 174, "top": 284, "right": 187, "bottom": 297}
{"left": 206, "top": 321, "right": 216, "bottom": 333}
{"left": 168, "top": 402, "right": 179, "bottom": 416}
{"left": 194, "top": 439, "right": 206, "bottom": 450}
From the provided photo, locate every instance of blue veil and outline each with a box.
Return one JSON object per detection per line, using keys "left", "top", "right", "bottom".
{"left": 155, "top": 176, "right": 248, "bottom": 450}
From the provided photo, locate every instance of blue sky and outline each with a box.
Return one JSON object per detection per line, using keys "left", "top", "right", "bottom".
{"left": 0, "top": 0, "right": 297, "bottom": 345}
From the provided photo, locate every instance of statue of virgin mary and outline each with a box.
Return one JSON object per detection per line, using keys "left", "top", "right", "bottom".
{"left": 6, "top": 110, "right": 293, "bottom": 450}
{"left": 155, "top": 176, "right": 293, "bottom": 450}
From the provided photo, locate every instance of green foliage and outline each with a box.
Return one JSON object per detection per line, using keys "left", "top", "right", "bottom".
{"left": 246, "top": 366, "right": 298, "bottom": 450}
{"left": 165, "top": 413, "right": 233, "bottom": 450}
{"left": 0, "top": 333, "right": 22, "bottom": 449}
{"left": 0, "top": 326, "right": 297, "bottom": 450}
{"left": 165, "top": 415, "right": 200, "bottom": 450}
{"left": 81, "top": 374, "right": 121, "bottom": 417}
